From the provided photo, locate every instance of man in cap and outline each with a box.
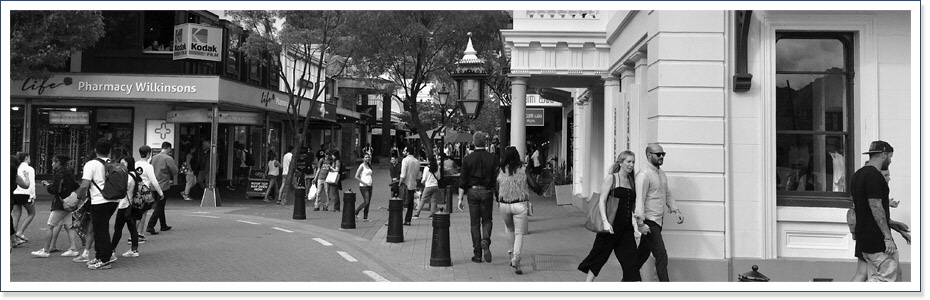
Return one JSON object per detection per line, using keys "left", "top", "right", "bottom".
{"left": 851, "top": 140, "right": 910, "bottom": 282}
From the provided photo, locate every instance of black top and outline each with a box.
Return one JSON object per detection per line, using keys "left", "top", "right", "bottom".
{"left": 459, "top": 149, "right": 498, "bottom": 192}
{"left": 611, "top": 186, "right": 635, "bottom": 231}
{"left": 47, "top": 167, "right": 77, "bottom": 211}
{"left": 390, "top": 162, "right": 401, "bottom": 186}
{"left": 851, "top": 165, "right": 890, "bottom": 254}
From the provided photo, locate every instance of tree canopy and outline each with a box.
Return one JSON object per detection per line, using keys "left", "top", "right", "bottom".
{"left": 11, "top": 11, "right": 105, "bottom": 80}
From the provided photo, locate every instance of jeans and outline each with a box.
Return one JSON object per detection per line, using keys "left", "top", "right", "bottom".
{"left": 403, "top": 187, "right": 416, "bottom": 223}
{"left": 415, "top": 186, "right": 440, "bottom": 216}
{"left": 328, "top": 183, "right": 341, "bottom": 211}
{"left": 467, "top": 188, "right": 494, "bottom": 257}
{"left": 112, "top": 208, "right": 138, "bottom": 251}
{"left": 91, "top": 202, "right": 118, "bottom": 262}
{"left": 499, "top": 201, "right": 528, "bottom": 264}
{"left": 355, "top": 186, "right": 373, "bottom": 219}
{"left": 314, "top": 180, "right": 329, "bottom": 209}
{"left": 636, "top": 219, "right": 669, "bottom": 281}
{"left": 146, "top": 193, "right": 168, "bottom": 230}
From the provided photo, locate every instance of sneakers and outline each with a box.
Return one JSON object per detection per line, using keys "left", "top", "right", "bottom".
{"left": 30, "top": 249, "right": 50, "bottom": 258}
{"left": 146, "top": 228, "right": 159, "bottom": 235}
{"left": 362, "top": 218, "right": 371, "bottom": 222}
{"left": 412, "top": 215, "right": 420, "bottom": 220}
{"left": 481, "top": 240, "right": 492, "bottom": 262}
{"left": 313, "top": 208, "right": 320, "bottom": 211}
{"left": 85, "top": 258, "right": 100, "bottom": 266}
{"left": 87, "top": 259, "right": 111, "bottom": 270}
{"left": 122, "top": 249, "right": 139, "bottom": 257}
{"left": 139, "top": 235, "right": 146, "bottom": 243}
{"left": 72, "top": 251, "right": 90, "bottom": 263}
{"left": 160, "top": 226, "right": 172, "bottom": 232}
{"left": 60, "top": 249, "right": 80, "bottom": 257}
{"left": 181, "top": 192, "right": 193, "bottom": 201}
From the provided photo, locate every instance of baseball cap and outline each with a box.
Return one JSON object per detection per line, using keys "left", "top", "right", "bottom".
{"left": 862, "top": 140, "right": 894, "bottom": 154}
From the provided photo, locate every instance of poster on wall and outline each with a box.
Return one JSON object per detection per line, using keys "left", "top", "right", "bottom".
{"left": 146, "top": 119, "right": 175, "bottom": 151}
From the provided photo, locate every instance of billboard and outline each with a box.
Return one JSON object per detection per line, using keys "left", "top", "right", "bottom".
{"left": 173, "top": 23, "right": 223, "bottom": 62}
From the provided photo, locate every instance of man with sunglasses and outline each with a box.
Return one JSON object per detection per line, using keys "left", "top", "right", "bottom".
{"left": 633, "top": 143, "right": 682, "bottom": 282}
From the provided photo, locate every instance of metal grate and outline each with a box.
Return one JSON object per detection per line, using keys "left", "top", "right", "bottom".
{"left": 533, "top": 254, "right": 578, "bottom": 271}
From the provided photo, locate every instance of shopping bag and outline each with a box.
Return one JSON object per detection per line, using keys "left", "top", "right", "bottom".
{"left": 307, "top": 183, "right": 319, "bottom": 202}
{"left": 62, "top": 192, "right": 81, "bottom": 212}
{"left": 325, "top": 171, "right": 338, "bottom": 184}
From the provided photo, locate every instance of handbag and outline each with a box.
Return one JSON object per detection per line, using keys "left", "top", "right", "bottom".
{"left": 584, "top": 174, "right": 619, "bottom": 233}
{"left": 62, "top": 192, "right": 81, "bottom": 212}
{"left": 307, "top": 182, "right": 319, "bottom": 202}
{"left": 325, "top": 171, "right": 339, "bottom": 184}
{"left": 527, "top": 201, "right": 534, "bottom": 216}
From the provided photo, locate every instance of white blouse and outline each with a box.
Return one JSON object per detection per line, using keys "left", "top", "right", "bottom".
{"left": 357, "top": 164, "right": 373, "bottom": 186}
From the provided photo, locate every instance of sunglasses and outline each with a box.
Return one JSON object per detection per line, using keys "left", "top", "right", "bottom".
{"left": 650, "top": 152, "right": 667, "bottom": 157}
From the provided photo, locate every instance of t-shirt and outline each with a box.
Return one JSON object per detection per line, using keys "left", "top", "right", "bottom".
{"left": 13, "top": 163, "right": 35, "bottom": 198}
{"left": 136, "top": 159, "right": 164, "bottom": 196}
{"left": 117, "top": 176, "right": 136, "bottom": 210}
{"left": 281, "top": 152, "right": 293, "bottom": 175}
{"left": 851, "top": 165, "right": 890, "bottom": 254}
{"left": 357, "top": 164, "right": 373, "bottom": 187}
{"left": 82, "top": 157, "right": 111, "bottom": 205}
{"left": 150, "top": 152, "right": 178, "bottom": 191}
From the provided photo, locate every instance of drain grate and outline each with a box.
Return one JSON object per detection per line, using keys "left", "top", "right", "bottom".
{"left": 533, "top": 254, "right": 578, "bottom": 271}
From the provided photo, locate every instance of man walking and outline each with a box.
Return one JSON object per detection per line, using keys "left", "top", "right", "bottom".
{"left": 73, "top": 138, "right": 119, "bottom": 270}
{"left": 147, "top": 142, "right": 178, "bottom": 235}
{"left": 278, "top": 146, "right": 293, "bottom": 205}
{"left": 399, "top": 146, "right": 420, "bottom": 226}
{"left": 457, "top": 131, "right": 498, "bottom": 263}
{"left": 634, "top": 143, "right": 683, "bottom": 281}
{"left": 852, "top": 140, "right": 910, "bottom": 282}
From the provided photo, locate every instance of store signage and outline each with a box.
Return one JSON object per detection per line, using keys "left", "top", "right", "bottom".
{"left": 526, "top": 94, "right": 562, "bottom": 107}
{"left": 217, "top": 111, "right": 263, "bottom": 125}
{"left": 526, "top": 108, "right": 545, "bottom": 126}
{"left": 166, "top": 109, "right": 212, "bottom": 123}
{"left": 49, "top": 111, "right": 89, "bottom": 125}
{"left": 371, "top": 128, "right": 396, "bottom": 135}
{"left": 173, "top": 23, "right": 223, "bottom": 62}
{"left": 146, "top": 120, "right": 176, "bottom": 149}
{"left": 11, "top": 74, "right": 218, "bottom": 101}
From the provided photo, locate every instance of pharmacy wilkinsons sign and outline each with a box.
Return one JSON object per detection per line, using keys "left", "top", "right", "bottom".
{"left": 173, "top": 23, "right": 222, "bottom": 62}
{"left": 11, "top": 74, "right": 219, "bottom": 101}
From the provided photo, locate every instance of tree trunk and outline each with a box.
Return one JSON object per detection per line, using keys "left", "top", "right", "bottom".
{"left": 382, "top": 93, "right": 393, "bottom": 159}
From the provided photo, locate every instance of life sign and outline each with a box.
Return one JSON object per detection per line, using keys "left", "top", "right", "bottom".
{"left": 173, "top": 23, "right": 222, "bottom": 62}
{"left": 526, "top": 108, "right": 545, "bottom": 126}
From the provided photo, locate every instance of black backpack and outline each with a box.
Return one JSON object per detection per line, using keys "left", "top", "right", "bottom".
{"left": 243, "top": 149, "right": 254, "bottom": 167}
{"left": 91, "top": 158, "right": 129, "bottom": 200}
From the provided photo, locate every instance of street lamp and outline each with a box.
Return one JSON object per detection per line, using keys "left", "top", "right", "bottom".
{"left": 450, "top": 32, "right": 489, "bottom": 120}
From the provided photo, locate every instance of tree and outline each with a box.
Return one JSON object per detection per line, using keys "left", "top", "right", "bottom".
{"left": 11, "top": 11, "right": 105, "bottom": 80}
{"left": 345, "top": 11, "right": 510, "bottom": 157}
{"left": 227, "top": 10, "right": 354, "bottom": 202}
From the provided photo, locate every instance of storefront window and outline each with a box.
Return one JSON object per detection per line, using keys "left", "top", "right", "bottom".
{"left": 34, "top": 108, "right": 94, "bottom": 176}
{"left": 774, "top": 32, "right": 854, "bottom": 207}
{"left": 143, "top": 11, "right": 174, "bottom": 54}
{"left": 11, "top": 106, "right": 25, "bottom": 154}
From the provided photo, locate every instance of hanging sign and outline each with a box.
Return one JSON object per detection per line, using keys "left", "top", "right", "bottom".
{"left": 526, "top": 108, "right": 545, "bottom": 126}
{"left": 173, "top": 23, "right": 223, "bottom": 62}
{"left": 146, "top": 120, "right": 176, "bottom": 149}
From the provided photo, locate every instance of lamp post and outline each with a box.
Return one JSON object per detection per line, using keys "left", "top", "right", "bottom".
{"left": 450, "top": 32, "right": 489, "bottom": 120}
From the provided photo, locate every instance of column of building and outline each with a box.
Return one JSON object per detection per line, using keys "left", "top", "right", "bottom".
{"left": 509, "top": 76, "right": 529, "bottom": 157}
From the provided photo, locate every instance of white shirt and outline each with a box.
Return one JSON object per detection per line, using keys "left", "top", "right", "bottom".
{"left": 136, "top": 158, "right": 164, "bottom": 197}
{"left": 13, "top": 163, "right": 35, "bottom": 198}
{"left": 531, "top": 150, "right": 541, "bottom": 167}
{"left": 117, "top": 176, "right": 136, "bottom": 210}
{"left": 421, "top": 167, "right": 440, "bottom": 188}
{"left": 356, "top": 163, "right": 373, "bottom": 186}
{"left": 268, "top": 159, "right": 280, "bottom": 176}
{"left": 82, "top": 157, "right": 113, "bottom": 205}
{"left": 281, "top": 152, "right": 293, "bottom": 175}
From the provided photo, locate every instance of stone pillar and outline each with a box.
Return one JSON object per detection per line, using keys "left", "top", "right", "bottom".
{"left": 510, "top": 76, "right": 528, "bottom": 157}
{"left": 602, "top": 76, "right": 621, "bottom": 165}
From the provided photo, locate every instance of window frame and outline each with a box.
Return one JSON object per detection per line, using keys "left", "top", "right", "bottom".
{"left": 773, "top": 31, "right": 855, "bottom": 208}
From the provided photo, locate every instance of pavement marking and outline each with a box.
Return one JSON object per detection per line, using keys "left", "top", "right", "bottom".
{"left": 363, "top": 271, "right": 390, "bottom": 282}
{"left": 337, "top": 251, "right": 358, "bottom": 262}
{"left": 312, "top": 238, "right": 333, "bottom": 246}
{"left": 192, "top": 211, "right": 212, "bottom": 214}
{"left": 188, "top": 215, "right": 219, "bottom": 219}
{"left": 236, "top": 220, "right": 260, "bottom": 225}
{"left": 272, "top": 227, "right": 294, "bottom": 233}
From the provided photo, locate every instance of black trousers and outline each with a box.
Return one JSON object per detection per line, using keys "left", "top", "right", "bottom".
{"left": 636, "top": 220, "right": 669, "bottom": 282}
{"left": 402, "top": 187, "right": 415, "bottom": 223}
{"left": 577, "top": 227, "right": 643, "bottom": 281}
{"left": 146, "top": 193, "right": 168, "bottom": 230}
{"left": 91, "top": 202, "right": 118, "bottom": 262}
{"left": 112, "top": 208, "right": 138, "bottom": 251}
{"left": 467, "top": 188, "right": 494, "bottom": 257}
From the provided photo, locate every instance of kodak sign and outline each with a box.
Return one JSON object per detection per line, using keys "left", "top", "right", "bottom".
{"left": 173, "top": 23, "right": 222, "bottom": 62}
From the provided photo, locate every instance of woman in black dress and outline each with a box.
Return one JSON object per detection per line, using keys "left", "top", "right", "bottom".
{"left": 577, "top": 150, "right": 650, "bottom": 282}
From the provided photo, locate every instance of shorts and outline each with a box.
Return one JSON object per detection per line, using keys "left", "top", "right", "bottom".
{"left": 12, "top": 194, "right": 31, "bottom": 206}
{"left": 47, "top": 210, "right": 73, "bottom": 227}
{"left": 238, "top": 167, "right": 250, "bottom": 177}
{"left": 862, "top": 250, "right": 900, "bottom": 282}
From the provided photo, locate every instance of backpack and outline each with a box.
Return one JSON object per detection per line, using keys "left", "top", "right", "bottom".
{"left": 244, "top": 149, "right": 255, "bottom": 166}
{"left": 91, "top": 158, "right": 129, "bottom": 200}
{"left": 129, "top": 168, "right": 155, "bottom": 207}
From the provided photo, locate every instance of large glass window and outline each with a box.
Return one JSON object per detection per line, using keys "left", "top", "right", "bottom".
{"left": 775, "top": 32, "right": 854, "bottom": 207}
{"left": 143, "top": 11, "right": 174, "bottom": 54}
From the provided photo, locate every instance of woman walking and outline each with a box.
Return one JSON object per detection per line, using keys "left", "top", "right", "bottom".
{"left": 414, "top": 156, "right": 441, "bottom": 219}
{"left": 263, "top": 150, "right": 281, "bottom": 203}
{"left": 328, "top": 150, "right": 343, "bottom": 213}
{"left": 10, "top": 156, "right": 28, "bottom": 248}
{"left": 112, "top": 156, "right": 140, "bottom": 257}
{"left": 180, "top": 148, "right": 196, "bottom": 201}
{"left": 313, "top": 151, "right": 332, "bottom": 211}
{"left": 354, "top": 153, "right": 373, "bottom": 221}
{"left": 31, "top": 155, "right": 81, "bottom": 258}
{"left": 12, "top": 152, "right": 36, "bottom": 243}
{"left": 496, "top": 147, "right": 531, "bottom": 274}
{"left": 577, "top": 150, "right": 648, "bottom": 282}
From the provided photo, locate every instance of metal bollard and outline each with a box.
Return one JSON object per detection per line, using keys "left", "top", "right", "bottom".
{"left": 341, "top": 189, "right": 356, "bottom": 229}
{"left": 386, "top": 197, "right": 404, "bottom": 243}
{"left": 293, "top": 186, "right": 306, "bottom": 220}
{"left": 429, "top": 212, "right": 452, "bottom": 267}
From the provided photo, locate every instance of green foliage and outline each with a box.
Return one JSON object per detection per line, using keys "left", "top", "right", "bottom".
{"left": 11, "top": 11, "right": 105, "bottom": 80}
{"left": 552, "top": 159, "right": 572, "bottom": 185}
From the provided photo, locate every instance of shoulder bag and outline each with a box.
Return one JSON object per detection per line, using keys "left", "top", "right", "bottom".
{"left": 584, "top": 173, "right": 619, "bottom": 233}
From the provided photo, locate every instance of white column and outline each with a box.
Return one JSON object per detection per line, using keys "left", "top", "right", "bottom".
{"left": 602, "top": 75, "right": 621, "bottom": 166}
{"left": 510, "top": 76, "right": 528, "bottom": 157}
{"left": 618, "top": 66, "right": 635, "bottom": 151}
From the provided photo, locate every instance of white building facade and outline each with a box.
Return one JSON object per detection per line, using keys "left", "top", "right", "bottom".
{"left": 502, "top": 9, "right": 913, "bottom": 281}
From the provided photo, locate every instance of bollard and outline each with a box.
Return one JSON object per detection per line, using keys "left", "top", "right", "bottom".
{"left": 429, "top": 212, "right": 452, "bottom": 267}
{"left": 293, "top": 186, "right": 307, "bottom": 220}
{"left": 341, "top": 189, "right": 357, "bottom": 229}
{"left": 386, "top": 197, "right": 404, "bottom": 243}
